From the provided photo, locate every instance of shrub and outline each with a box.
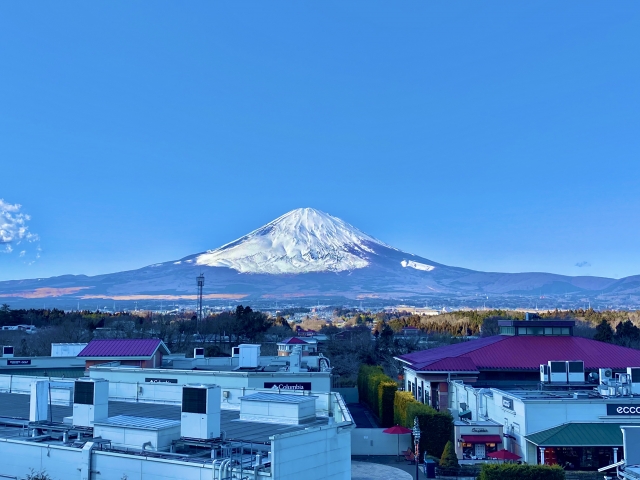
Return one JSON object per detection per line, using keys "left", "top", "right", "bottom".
{"left": 478, "top": 464, "right": 565, "bottom": 480}
{"left": 378, "top": 380, "right": 397, "bottom": 427}
{"left": 439, "top": 440, "right": 459, "bottom": 469}
{"left": 393, "top": 391, "right": 454, "bottom": 458}
{"left": 357, "top": 365, "right": 397, "bottom": 427}
{"left": 26, "top": 470, "right": 52, "bottom": 480}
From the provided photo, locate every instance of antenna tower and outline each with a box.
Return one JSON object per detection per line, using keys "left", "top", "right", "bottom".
{"left": 197, "top": 273, "right": 205, "bottom": 331}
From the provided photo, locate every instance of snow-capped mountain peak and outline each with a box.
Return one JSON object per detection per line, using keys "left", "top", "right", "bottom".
{"left": 195, "top": 208, "right": 392, "bottom": 274}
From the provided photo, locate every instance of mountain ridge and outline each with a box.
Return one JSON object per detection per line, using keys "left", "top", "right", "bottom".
{"left": 0, "top": 208, "right": 638, "bottom": 307}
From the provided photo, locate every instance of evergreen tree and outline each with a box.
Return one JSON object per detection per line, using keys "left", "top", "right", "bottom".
{"left": 594, "top": 319, "right": 614, "bottom": 343}
{"left": 439, "top": 440, "right": 459, "bottom": 469}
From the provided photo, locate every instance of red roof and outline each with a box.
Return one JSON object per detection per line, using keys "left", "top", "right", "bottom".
{"left": 418, "top": 357, "right": 479, "bottom": 373}
{"left": 279, "top": 337, "right": 309, "bottom": 345}
{"left": 397, "top": 335, "right": 640, "bottom": 371}
{"left": 78, "top": 339, "right": 169, "bottom": 358}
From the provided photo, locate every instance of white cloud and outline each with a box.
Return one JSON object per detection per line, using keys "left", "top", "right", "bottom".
{"left": 0, "top": 199, "right": 39, "bottom": 256}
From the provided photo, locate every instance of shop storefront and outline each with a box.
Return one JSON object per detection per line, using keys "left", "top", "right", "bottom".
{"left": 454, "top": 420, "right": 503, "bottom": 461}
{"left": 526, "top": 423, "right": 624, "bottom": 471}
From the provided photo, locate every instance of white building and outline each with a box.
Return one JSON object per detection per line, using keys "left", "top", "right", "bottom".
{"left": 0, "top": 376, "right": 354, "bottom": 480}
{"left": 448, "top": 380, "right": 640, "bottom": 469}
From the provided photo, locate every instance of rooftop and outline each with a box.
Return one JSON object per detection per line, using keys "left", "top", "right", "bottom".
{"left": 240, "top": 392, "right": 317, "bottom": 404}
{"left": 93, "top": 415, "right": 180, "bottom": 430}
{"left": 397, "top": 335, "right": 640, "bottom": 371}
{"left": 278, "top": 337, "right": 309, "bottom": 345}
{"left": 0, "top": 392, "right": 328, "bottom": 443}
{"left": 78, "top": 339, "right": 170, "bottom": 358}
{"left": 526, "top": 422, "right": 624, "bottom": 447}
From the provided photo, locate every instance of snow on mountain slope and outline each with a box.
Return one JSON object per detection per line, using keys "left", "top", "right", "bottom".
{"left": 195, "top": 208, "right": 395, "bottom": 274}
{"left": 401, "top": 260, "right": 435, "bottom": 272}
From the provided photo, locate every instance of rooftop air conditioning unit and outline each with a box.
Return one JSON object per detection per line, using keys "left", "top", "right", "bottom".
{"left": 548, "top": 361, "right": 568, "bottom": 383}
{"left": 599, "top": 368, "right": 613, "bottom": 385}
{"left": 2, "top": 346, "right": 14, "bottom": 358}
{"left": 238, "top": 344, "right": 260, "bottom": 369}
{"left": 194, "top": 347, "right": 205, "bottom": 359}
{"left": 567, "top": 361, "right": 585, "bottom": 383}
{"left": 628, "top": 367, "right": 640, "bottom": 395}
{"left": 180, "top": 384, "right": 221, "bottom": 440}
{"left": 73, "top": 379, "right": 109, "bottom": 427}
{"left": 540, "top": 364, "right": 550, "bottom": 383}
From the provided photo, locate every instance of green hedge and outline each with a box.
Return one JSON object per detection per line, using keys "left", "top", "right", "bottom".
{"left": 394, "top": 391, "right": 453, "bottom": 458}
{"left": 478, "top": 464, "right": 565, "bottom": 480}
{"left": 378, "top": 380, "right": 397, "bottom": 427}
{"left": 357, "top": 365, "right": 397, "bottom": 427}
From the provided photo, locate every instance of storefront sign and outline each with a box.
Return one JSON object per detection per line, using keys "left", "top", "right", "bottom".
{"left": 264, "top": 382, "right": 312, "bottom": 391}
{"left": 145, "top": 378, "right": 178, "bottom": 384}
{"left": 471, "top": 428, "right": 488, "bottom": 433}
{"left": 7, "top": 359, "right": 31, "bottom": 366}
{"left": 607, "top": 404, "right": 640, "bottom": 415}
{"left": 502, "top": 397, "right": 514, "bottom": 410}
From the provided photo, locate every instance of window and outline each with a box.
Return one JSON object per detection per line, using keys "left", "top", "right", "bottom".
{"left": 544, "top": 327, "right": 553, "bottom": 335}
{"left": 518, "top": 327, "right": 527, "bottom": 335}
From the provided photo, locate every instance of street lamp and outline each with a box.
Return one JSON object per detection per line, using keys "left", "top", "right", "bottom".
{"left": 413, "top": 416, "right": 421, "bottom": 479}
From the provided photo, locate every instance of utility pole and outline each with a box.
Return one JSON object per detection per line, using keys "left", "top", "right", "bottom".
{"left": 196, "top": 274, "right": 205, "bottom": 333}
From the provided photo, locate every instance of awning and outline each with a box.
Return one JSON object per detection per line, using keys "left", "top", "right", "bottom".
{"left": 461, "top": 435, "right": 502, "bottom": 444}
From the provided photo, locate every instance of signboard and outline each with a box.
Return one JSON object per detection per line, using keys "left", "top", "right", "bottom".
{"left": 145, "top": 378, "right": 178, "bottom": 384}
{"left": 502, "top": 397, "right": 514, "bottom": 410}
{"left": 264, "top": 382, "right": 312, "bottom": 391}
{"left": 471, "top": 427, "right": 488, "bottom": 433}
{"left": 7, "top": 359, "right": 31, "bottom": 366}
{"left": 607, "top": 404, "right": 640, "bottom": 416}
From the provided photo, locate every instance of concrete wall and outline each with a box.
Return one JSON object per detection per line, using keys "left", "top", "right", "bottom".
{"left": 0, "top": 375, "right": 73, "bottom": 405}
{"left": 351, "top": 428, "right": 411, "bottom": 456}
{"left": 90, "top": 366, "right": 331, "bottom": 394}
{"left": 271, "top": 426, "right": 352, "bottom": 480}
{"left": 333, "top": 387, "right": 358, "bottom": 403}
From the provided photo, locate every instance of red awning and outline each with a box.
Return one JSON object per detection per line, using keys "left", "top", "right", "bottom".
{"left": 461, "top": 435, "right": 502, "bottom": 444}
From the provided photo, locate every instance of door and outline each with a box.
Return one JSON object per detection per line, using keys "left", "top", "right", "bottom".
{"left": 475, "top": 443, "right": 486, "bottom": 458}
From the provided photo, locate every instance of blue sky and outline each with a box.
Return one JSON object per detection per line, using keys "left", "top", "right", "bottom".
{"left": 1, "top": 1, "right": 639, "bottom": 281}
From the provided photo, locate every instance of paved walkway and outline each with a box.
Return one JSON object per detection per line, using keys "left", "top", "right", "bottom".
{"left": 353, "top": 455, "right": 423, "bottom": 478}
{"left": 347, "top": 402, "right": 379, "bottom": 428}
{"left": 352, "top": 460, "right": 414, "bottom": 480}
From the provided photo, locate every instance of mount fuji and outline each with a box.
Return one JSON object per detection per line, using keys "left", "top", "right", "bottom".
{"left": 1, "top": 208, "right": 638, "bottom": 307}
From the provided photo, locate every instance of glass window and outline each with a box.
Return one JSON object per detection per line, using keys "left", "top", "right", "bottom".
{"left": 518, "top": 327, "right": 527, "bottom": 335}
{"left": 561, "top": 328, "right": 570, "bottom": 335}
{"left": 544, "top": 327, "right": 553, "bottom": 335}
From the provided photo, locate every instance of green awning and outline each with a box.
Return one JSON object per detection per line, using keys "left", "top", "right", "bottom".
{"left": 526, "top": 423, "right": 624, "bottom": 447}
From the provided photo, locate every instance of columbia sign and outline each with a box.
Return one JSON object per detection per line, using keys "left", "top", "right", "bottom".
{"left": 607, "top": 404, "right": 640, "bottom": 415}
{"left": 264, "top": 382, "right": 312, "bottom": 391}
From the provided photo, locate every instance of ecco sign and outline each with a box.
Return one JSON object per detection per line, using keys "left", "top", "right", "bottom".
{"left": 502, "top": 397, "right": 514, "bottom": 410}
{"left": 607, "top": 404, "right": 640, "bottom": 415}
